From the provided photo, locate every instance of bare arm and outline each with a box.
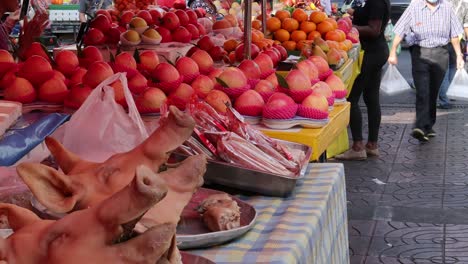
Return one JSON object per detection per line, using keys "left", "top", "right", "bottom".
{"left": 388, "top": 34, "right": 403, "bottom": 65}
{"left": 451, "top": 37, "right": 465, "bottom": 69}
{"left": 79, "top": 13, "right": 87, "bottom": 23}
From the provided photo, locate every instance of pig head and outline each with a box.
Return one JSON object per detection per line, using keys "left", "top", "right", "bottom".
{"left": 16, "top": 105, "right": 199, "bottom": 214}
{"left": 0, "top": 165, "right": 177, "bottom": 264}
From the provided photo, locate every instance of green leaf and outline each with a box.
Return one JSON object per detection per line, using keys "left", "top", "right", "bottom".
{"left": 216, "top": 77, "right": 229, "bottom": 88}
{"left": 133, "top": 49, "right": 141, "bottom": 64}
{"left": 275, "top": 72, "right": 289, "bottom": 89}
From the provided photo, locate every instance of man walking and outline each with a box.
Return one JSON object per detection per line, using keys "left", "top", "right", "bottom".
{"left": 79, "top": 0, "right": 112, "bottom": 23}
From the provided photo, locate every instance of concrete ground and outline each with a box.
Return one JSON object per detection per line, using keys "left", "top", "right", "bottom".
{"left": 339, "top": 49, "right": 468, "bottom": 264}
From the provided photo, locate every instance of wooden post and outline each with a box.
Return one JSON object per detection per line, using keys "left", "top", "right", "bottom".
{"left": 243, "top": 0, "right": 252, "bottom": 60}
{"left": 261, "top": 0, "right": 267, "bottom": 34}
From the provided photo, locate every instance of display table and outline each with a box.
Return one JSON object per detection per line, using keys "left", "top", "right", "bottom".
{"left": 259, "top": 102, "right": 350, "bottom": 161}
{"left": 187, "top": 163, "right": 349, "bottom": 264}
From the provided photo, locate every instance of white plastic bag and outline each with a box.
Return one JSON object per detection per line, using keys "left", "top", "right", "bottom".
{"left": 61, "top": 73, "right": 148, "bottom": 162}
{"left": 446, "top": 68, "right": 468, "bottom": 101}
{"left": 380, "top": 64, "right": 412, "bottom": 95}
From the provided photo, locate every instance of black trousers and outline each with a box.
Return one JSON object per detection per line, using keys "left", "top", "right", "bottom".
{"left": 348, "top": 45, "right": 389, "bottom": 142}
{"left": 410, "top": 45, "right": 448, "bottom": 133}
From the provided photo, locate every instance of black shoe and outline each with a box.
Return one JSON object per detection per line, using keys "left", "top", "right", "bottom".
{"left": 426, "top": 129, "right": 436, "bottom": 138}
{"left": 437, "top": 104, "right": 452, "bottom": 109}
{"left": 411, "top": 128, "right": 429, "bottom": 142}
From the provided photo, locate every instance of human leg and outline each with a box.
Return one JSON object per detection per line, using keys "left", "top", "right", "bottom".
{"left": 410, "top": 46, "right": 432, "bottom": 139}
{"left": 427, "top": 46, "right": 449, "bottom": 131}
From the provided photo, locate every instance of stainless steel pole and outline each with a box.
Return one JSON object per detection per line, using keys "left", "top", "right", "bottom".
{"left": 261, "top": 0, "right": 267, "bottom": 34}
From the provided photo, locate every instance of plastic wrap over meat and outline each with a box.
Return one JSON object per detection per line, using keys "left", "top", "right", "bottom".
{"left": 225, "top": 107, "right": 301, "bottom": 174}
{"left": 177, "top": 137, "right": 216, "bottom": 160}
{"left": 187, "top": 101, "right": 228, "bottom": 133}
{"left": 208, "top": 132, "right": 294, "bottom": 176}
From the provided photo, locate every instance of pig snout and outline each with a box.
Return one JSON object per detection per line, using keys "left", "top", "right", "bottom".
{"left": 135, "top": 165, "right": 168, "bottom": 203}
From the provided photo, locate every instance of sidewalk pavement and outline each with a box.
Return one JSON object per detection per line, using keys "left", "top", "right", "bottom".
{"left": 337, "top": 104, "right": 468, "bottom": 264}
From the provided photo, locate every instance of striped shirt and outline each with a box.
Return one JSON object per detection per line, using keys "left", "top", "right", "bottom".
{"left": 394, "top": 0, "right": 464, "bottom": 48}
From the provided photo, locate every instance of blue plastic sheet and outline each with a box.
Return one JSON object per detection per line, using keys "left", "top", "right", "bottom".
{"left": 0, "top": 113, "right": 70, "bottom": 166}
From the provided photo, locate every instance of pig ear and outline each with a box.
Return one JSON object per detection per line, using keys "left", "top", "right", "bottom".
{"left": 45, "top": 137, "right": 85, "bottom": 174}
{"left": 16, "top": 163, "right": 82, "bottom": 214}
{"left": 0, "top": 203, "right": 41, "bottom": 231}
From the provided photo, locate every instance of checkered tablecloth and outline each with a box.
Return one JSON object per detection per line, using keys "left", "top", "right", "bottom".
{"left": 187, "top": 163, "right": 349, "bottom": 264}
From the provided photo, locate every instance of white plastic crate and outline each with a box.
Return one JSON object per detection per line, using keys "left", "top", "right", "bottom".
{"left": 49, "top": 10, "right": 80, "bottom": 21}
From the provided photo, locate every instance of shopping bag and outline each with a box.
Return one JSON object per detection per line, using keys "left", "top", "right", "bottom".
{"left": 380, "top": 64, "right": 412, "bottom": 95}
{"left": 446, "top": 68, "right": 468, "bottom": 101}
{"left": 61, "top": 73, "right": 148, "bottom": 162}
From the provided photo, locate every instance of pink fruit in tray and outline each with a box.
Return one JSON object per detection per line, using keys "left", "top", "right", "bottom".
{"left": 207, "top": 68, "right": 223, "bottom": 83}
{"left": 308, "top": 55, "right": 330, "bottom": 75}
{"left": 0, "top": 49, "right": 14, "bottom": 63}
{"left": 106, "top": 25, "right": 122, "bottom": 44}
{"left": 115, "top": 52, "right": 137, "bottom": 70}
{"left": 68, "top": 68, "right": 87, "bottom": 88}
{"left": 95, "top": 9, "right": 112, "bottom": 22}
{"left": 128, "top": 72, "right": 148, "bottom": 94}
{"left": 205, "top": 90, "right": 231, "bottom": 113}
{"left": 262, "top": 49, "right": 281, "bottom": 67}
{"left": 4, "top": 77, "right": 36, "bottom": 103}
{"left": 311, "top": 81, "right": 333, "bottom": 97}
{"left": 185, "top": 24, "right": 200, "bottom": 40}
{"left": 150, "top": 9, "right": 162, "bottom": 26}
{"left": 296, "top": 59, "right": 319, "bottom": 81}
{"left": 186, "top": 10, "right": 198, "bottom": 25}
{"left": 254, "top": 53, "right": 274, "bottom": 74}
{"left": 161, "top": 12, "right": 180, "bottom": 30}
{"left": 325, "top": 73, "right": 346, "bottom": 91}
{"left": 119, "top": 10, "right": 134, "bottom": 26}
{"left": 155, "top": 27, "right": 172, "bottom": 43}
{"left": 192, "top": 75, "right": 214, "bottom": 98}
{"left": 139, "top": 50, "right": 160, "bottom": 72}
{"left": 65, "top": 83, "right": 93, "bottom": 109}
{"left": 52, "top": 70, "right": 66, "bottom": 82}
{"left": 235, "top": 43, "right": 260, "bottom": 61}
{"left": 238, "top": 60, "right": 261, "bottom": 80}
{"left": 254, "top": 80, "right": 275, "bottom": 93}
{"left": 190, "top": 50, "right": 214, "bottom": 73}
{"left": 83, "top": 28, "right": 106, "bottom": 46}
{"left": 137, "top": 10, "right": 154, "bottom": 25}
{"left": 172, "top": 26, "right": 192, "bottom": 43}
{"left": 265, "top": 72, "right": 278, "bottom": 87}
{"left": 110, "top": 80, "right": 127, "bottom": 107}
{"left": 234, "top": 90, "right": 265, "bottom": 115}
{"left": 135, "top": 87, "right": 167, "bottom": 113}
{"left": 79, "top": 46, "right": 104, "bottom": 68}
{"left": 266, "top": 92, "right": 295, "bottom": 109}
{"left": 175, "top": 10, "right": 189, "bottom": 26}
{"left": 82, "top": 61, "right": 114, "bottom": 88}
{"left": 170, "top": 83, "right": 194, "bottom": 101}
{"left": 285, "top": 69, "right": 311, "bottom": 90}
{"left": 217, "top": 67, "right": 247, "bottom": 88}
{"left": 176, "top": 57, "right": 199, "bottom": 76}
{"left": 90, "top": 14, "right": 111, "bottom": 33}
{"left": 195, "top": 23, "right": 206, "bottom": 36}
{"left": 197, "top": 36, "right": 215, "bottom": 51}
{"left": 18, "top": 55, "right": 54, "bottom": 87}
{"left": 208, "top": 46, "right": 226, "bottom": 62}
{"left": 38, "top": 77, "right": 69, "bottom": 103}
{"left": 302, "top": 94, "right": 329, "bottom": 112}
{"left": 23, "top": 42, "right": 50, "bottom": 62}
{"left": 152, "top": 63, "right": 180, "bottom": 83}
{"left": 272, "top": 43, "right": 288, "bottom": 61}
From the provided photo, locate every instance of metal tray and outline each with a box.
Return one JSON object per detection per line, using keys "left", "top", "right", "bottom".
{"left": 177, "top": 188, "right": 257, "bottom": 250}
{"left": 172, "top": 139, "right": 312, "bottom": 197}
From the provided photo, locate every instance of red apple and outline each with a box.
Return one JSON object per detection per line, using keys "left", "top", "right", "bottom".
{"left": 115, "top": 52, "right": 137, "bottom": 70}
{"left": 186, "top": 10, "right": 198, "bottom": 25}
{"left": 208, "top": 46, "right": 226, "bottom": 61}
{"left": 139, "top": 50, "right": 160, "bottom": 72}
{"left": 155, "top": 27, "right": 172, "bottom": 43}
{"left": 161, "top": 12, "right": 180, "bottom": 30}
{"left": 234, "top": 90, "right": 265, "bottom": 116}
{"left": 90, "top": 14, "right": 111, "bottom": 33}
{"left": 65, "top": 83, "right": 93, "bottom": 109}
{"left": 137, "top": 10, "right": 153, "bottom": 25}
{"left": 302, "top": 94, "right": 329, "bottom": 112}
{"left": 191, "top": 75, "right": 213, "bottom": 98}
{"left": 195, "top": 23, "right": 206, "bottom": 36}
{"left": 119, "top": 11, "right": 135, "bottom": 27}
{"left": 253, "top": 53, "right": 274, "bottom": 74}
{"left": 235, "top": 43, "right": 260, "bottom": 61}
{"left": 217, "top": 67, "right": 247, "bottom": 88}
{"left": 68, "top": 67, "right": 87, "bottom": 88}
{"left": 285, "top": 69, "right": 311, "bottom": 91}
{"left": 96, "top": 10, "right": 112, "bottom": 22}
{"left": 311, "top": 81, "right": 333, "bottom": 97}
{"left": 4, "top": 77, "right": 36, "bottom": 103}
{"left": 55, "top": 50, "right": 79, "bottom": 77}
{"left": 83, "top": 28, "right": 106, "bottom": 46}
{"left": 38, "top": 77, "right": 69, "bottom": 103}
{"left": 170, "top": 83, "right": 194, "bottom": 101}
{"left": 174, "top": 10, "right": 189, "bottom": 26}
{"left": 151, "top": 62, "right": 180, "bottom": 83}
{"left": 197, "top": 35, "right": 215, "bottom": 51}
{"left": 254, "top": 80, "right": 275, "bottom": 93}
{"left": 82, "top": 61, "right": 114, "bottom": 88}
{"left": 135, "top": 87, "right": 167, "bottom": 113}
{"left": 205, "top": 90, "right": 231, "bottom": 113}
{"left": 79, "top": 46, "right": 104, "bottom": 68}
{"left": 149, "top": 9, "right": 162, "bottom": 26}
{"left": 190, "top": 49, "right": 214, "bottom": 74}
{"left": 262, "top": 49, "right": 280, "bottom": 67}
{"left": 273, "top": 44, "right": 288, "bottom": 61}
{"left": 185, "top": 24, "right": 200, "bottom": 40}
{"left": 238, "top": 60, "right": 261, "bottom": 80}
{"left": 172, "top": 26, "right": 192, "bottom": 43}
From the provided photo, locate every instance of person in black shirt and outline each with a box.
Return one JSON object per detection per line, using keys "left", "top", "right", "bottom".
{"left": 336, "top": 0, "right": 390, "bottom": 160}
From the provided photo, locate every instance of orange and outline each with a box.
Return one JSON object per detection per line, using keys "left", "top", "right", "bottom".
{"left": 317, "top": 21, "right": 334, "bottom": 35}
{"left": 307, "top": 31, "right": 321, "bottom": 40}
{"left": 309, "top": 11, "right": 327, "bottom": 24}
{"left": 275, "top": 10, "right": 291, "bottom": 21}
{"left": 266, "top": 17, "right": 281, "bottom": 32}
{"left": 274, "top": 29, "right": 290, "bottom": 42}
{"left": 291, "top": 30, "right": 307, "bottom": 42}
{"left": 300, "top": 21, "right": 316, "bottom": 33}
{"left": 336, "top": 29, "right": 346, "bottom": 41}
{"left": 254, "top": 40, "right": 270, "bottom": 50}
{"left": 223, "top": 39, "right": 239, "bottom": 52}
{"left": 325, "top": 18, "right": 338, "bottom": 30}
{"left": 273, "top": 40, "right": 282, "bottom": 45}
{"left": 325, "top": 30, "right": 343, "bottom": 42}
{"left": 282, "top": 40, "right": 297, "bottom": 51}
{"left": 252, "top": 30, "right": 264, "bottom": 42}
{"left": 252, "top": 20, "right": 262, "bottom": 30}
{"left": 282, "top": 18, "right": 299, "bottom": 32}
{"left": 292, "top": 9, "right": 308, "bottom": 23}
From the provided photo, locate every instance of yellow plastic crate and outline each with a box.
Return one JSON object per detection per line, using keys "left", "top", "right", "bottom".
{"left": 260, "top": 102, "right": 350, "bottom": 161}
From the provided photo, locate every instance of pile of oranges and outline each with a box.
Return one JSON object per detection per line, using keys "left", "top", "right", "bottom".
{"left": 266, "top": 9, "right": 343, "bottom": 51}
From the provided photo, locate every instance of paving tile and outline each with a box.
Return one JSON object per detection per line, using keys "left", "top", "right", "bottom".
{"left": 394, "top": 151, "right": 445, "bottom": 164}
{"left": 364, "top": 256, "right": 443, "bottom": 264}
{"left": 387, "top": 170, "right": 444, "bottom": 184}
{"left": 444, "top": 224, "right": 468, "bottom": 263}
{"left": 445, "top": 163, "right": 468, "bottom": 184}
{"left": 443, "top": 184, "right": 468, "bottom": 209}
{"left": 372, "top": 221, "right": 443, "bottom": 240}
{"left": 349, "top": 236, "right": 372, "bottom": 256}
{"left": 350, "top": 255, "right": 366, "bottom": 264}
{"left": 344, "top": 163, "right": 393, "bottom": 181}
{"left": 347, "top": 179, "right": 386, "bottom": 194}
{"left": 445, "top": 152, "right": 468, "bottom": 163}
{"left": 348, "top": 220, "right": 377, "bottom": 237}
{"left": 367, "top": 236, "right": 443, "bottom": 259}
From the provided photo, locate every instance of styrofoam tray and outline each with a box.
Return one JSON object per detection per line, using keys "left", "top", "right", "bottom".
{"left": 334, "top": 97, "right": 348, "bottom": 105}
{"left": 262, "top": 117, "right": 329, "bottom": 129}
